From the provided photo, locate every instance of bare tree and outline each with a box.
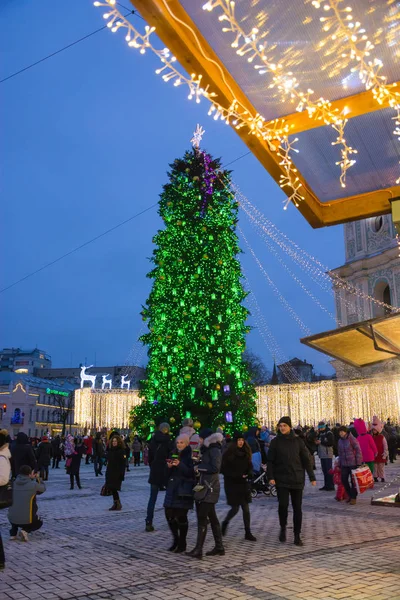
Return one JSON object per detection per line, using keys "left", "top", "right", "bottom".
{"left": 51, "top": 393, "right": 74, "bottom": 436}
{"left": 242, "top": 349, "right": 271, "bottom": 385}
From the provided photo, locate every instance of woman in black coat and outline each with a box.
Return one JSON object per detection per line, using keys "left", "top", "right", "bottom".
{"left": 163, "top": 434, "right": 195, "bottom": 553}
{"left": 36, "top": 436, "right": 52, "bottom": 481}
{"left": 105, "top": 435, "right": 126, "bottom": 511}
{"left": 68, "top": 439, "right": 84, "bottom": 490}
{"left": 221, "top": 432, "right": 256, "bottom": 541}
{"left": 187, "top": 429, "right": 224, "bottom": 560}
{"left": 11, "top": 432, "right": 37, "bottom": 478}
{"left": 267, "top": 417, "right": 316, "bottom": 546}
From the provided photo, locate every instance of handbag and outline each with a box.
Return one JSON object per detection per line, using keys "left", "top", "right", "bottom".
{"left": 193, "top": 475, "right": 213, "bottom": 502}
{"left": 100, "top": 484, "right": 112, "bottom": 497}
{"left": 351, "top": 465, "right": 374, "bottom": 494}
{"left": 0, "top": 456, "right": 13, "bottom": 509}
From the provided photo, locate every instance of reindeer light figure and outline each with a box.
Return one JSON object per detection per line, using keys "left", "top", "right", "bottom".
{"left": 101, "top": 374, "right": 112, "bottom": 390}
{"left": 80, "top": 365, "right": 97, "bottom": 389}
{"left": 121, "top": 375, "right": 130, "bottom": 390}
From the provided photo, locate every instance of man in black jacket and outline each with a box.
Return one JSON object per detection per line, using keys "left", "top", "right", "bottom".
{"left": 11, "top": 432, "right": 37, "bottom": 479}
{"left": 267, "top": 416, "right": 316, "bottom": 546}
{"left": 145, "top": 423, "right": 172, "bottom": 532}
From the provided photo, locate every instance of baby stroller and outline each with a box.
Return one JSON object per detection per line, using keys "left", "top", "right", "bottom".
{"left": 250, "top": 464, "right": 277, "bottom": 498}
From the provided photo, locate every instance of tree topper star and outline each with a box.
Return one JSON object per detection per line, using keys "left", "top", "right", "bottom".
{"left": 191, "top": 124, "right": 205, "bottom": 149}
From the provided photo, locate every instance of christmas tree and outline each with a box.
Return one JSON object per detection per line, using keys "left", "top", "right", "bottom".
{"left": 131, "top": 130, "right": 257, "bottom": 436}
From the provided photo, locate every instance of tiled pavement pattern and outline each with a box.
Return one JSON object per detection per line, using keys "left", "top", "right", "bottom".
{"left": 1, "top": 459, "right": 399, "bottom": 600}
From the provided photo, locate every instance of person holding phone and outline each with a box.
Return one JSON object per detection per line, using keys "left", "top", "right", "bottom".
{"left": 163, "top": 434, "right": 195, "bottom": 553}
{"left": 267, "top": 416, "right": 316, "bottom": 546}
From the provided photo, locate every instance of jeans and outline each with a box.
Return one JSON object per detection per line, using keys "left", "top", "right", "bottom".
{"left": 93, "top": 456, "right": 103, "bottom": 475}
{"left": 146, "top": 484, "right": 159, "bottom": 524}
{"left": 39, "top": 466, "right": 49, "bottom": 481}
{"left": 133, "top": 452, "right": 141, "bottom": 466}
{"left": 10, "top": 519, "right": 43, "bottom": 537}
{"left": 225, "top": 503, "right": 251, "bottom": 532}
{"left": 276, "top": 487, "right": 303, "bottom": 535}
{"left": 341, "top": 465, "right": 357, "bottom": 499}
{"left": 320, "top": 458, "right": 334, "bottom": 489}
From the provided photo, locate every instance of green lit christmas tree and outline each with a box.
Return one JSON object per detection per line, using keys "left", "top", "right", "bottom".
{"left": 131, "top": 129, "right": 257, "bottom": 436}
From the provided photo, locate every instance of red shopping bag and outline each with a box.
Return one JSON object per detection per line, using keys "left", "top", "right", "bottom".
{"left": 351, "top": 465, "right": 374, "bottom": 494}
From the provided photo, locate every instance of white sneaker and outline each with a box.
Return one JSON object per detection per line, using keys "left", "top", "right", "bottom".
{"left": 19, "top": 530, "right": 29, "bottom": 542}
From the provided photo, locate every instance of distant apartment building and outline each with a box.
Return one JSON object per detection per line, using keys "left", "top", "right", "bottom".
{"left": 0, "top": 348, "right": 51, "bottom": 374}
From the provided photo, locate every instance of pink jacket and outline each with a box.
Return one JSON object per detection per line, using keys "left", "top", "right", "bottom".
{"left": 354, "top": 419, "right": 377, "bottom": 462}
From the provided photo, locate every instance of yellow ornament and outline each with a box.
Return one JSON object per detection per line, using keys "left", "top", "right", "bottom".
{"left": 242, "top": 424, "right": 248, "bottom": 432}
{"left": 170, "top": 417, "right": 176, "bottom": 423}
{"left": 194, "top": 420, "right": 201, "bottom": 429}
{"left": 215, "top": 384, "right": 221, "bottom": 390}
{"left": 207, "top": 402, "right": 213, "bottom": 409}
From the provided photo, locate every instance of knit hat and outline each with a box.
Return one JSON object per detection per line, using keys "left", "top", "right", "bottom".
{"left": 278, "top": 416, "right": 292, "bottom": 428}
{"left": 159, "top": 422, "right": 170, "bottom": 434}
{"left": 318, "top": 421, "right": 326, "bottom": 429}
{"left": 199, "top": 427, "right": 213, "bottom": 440}
{"left": 182, "top": 417, "right": 193, "bottom": 428}
{"left": 233, "top": 431, "right": 245, "bottom": 440}
{"left": 371, "top": 415, "right": 383, "bottom": 433}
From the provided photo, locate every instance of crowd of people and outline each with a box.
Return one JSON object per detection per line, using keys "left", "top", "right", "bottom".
{"left": 0, "top": 416, "right": 398, "bottom": 569}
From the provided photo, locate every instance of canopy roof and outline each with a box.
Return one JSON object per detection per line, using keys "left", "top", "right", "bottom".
{"left": 300, "top": 312, "right": 400, "bottom": 368}
{"left": 130, "top": 0, "right": 400, "bottom": 227}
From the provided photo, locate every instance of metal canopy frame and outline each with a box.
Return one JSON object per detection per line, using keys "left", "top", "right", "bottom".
{"left": 300, "top": 313, "right": 400, "bottom": 368}
{"left": 130, "top": 0, "right": 400, "bottom": 228}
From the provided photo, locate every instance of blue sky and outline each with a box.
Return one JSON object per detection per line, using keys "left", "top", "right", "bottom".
{"left": 1, "top": 0, "right": 345, "bottom": 375}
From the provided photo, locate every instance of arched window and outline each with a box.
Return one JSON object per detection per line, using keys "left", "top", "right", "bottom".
{"left": 373, "top": 280, "right": 392, "bottom": 317}
{"left": 371, "top": 216, "right": 383, "bottom": 233}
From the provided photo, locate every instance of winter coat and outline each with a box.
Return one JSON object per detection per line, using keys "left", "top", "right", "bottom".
{"left": 68, "top": 445, "right": 83, "bottom": 475}
{"left": 105, "top": 446, "right": 126, "bottom": 491}
{"left": 266, "top": 430, "right": 315, "bottom": 490}
{"left": 221, "top": 445, "right": 252, "bottom": 506}
{"left": 246, "top": 427, "right": 261, "bottom": 454}
{"left": 64, "top": 435, "right": 75, "bottom": 457}
{"left": 83, "top": 436, "right": 93, "bottom": 455}
{"left": 372, "top": 432, "right": 388, "bottom": 463}
{"left": 164, "top": 444, "right": 195, "bottom": 510}
{"left": 196, "top": 433, "right": 223, "bottom": 504}
{"left": 0, "top": 445, "right": 11, "bottom": 486}
{"left": 11, "top": 432, "right": 38, "bottom": 477}
{"left": 8, "top": 474, "right": 45, "bottom": 524}
{"left": 93, "top": 438, "right": 105, "bottom": 458}
{"left": 180, "top": 425, "right": 200, "bottom": 450}
{"left": 51, "top": 437, "right": 62, "bottom": 458}
{"left": 328, "top": 464, "right": 342, "bottom": 486}
{"left": 354, "top": 419, "right": 377, "bottom": 463}
{"left": 305, "top": 428, "right": 318, "bottom": 456}
{"left": 36, "top": 441, "right": 52, "bottom": 468}
{"left": 317, "top": 429, "right": 334, "bottom": 460}
{"left": 132, "top": 439, "right": 142, "bottom": 453}
{"left": 338, "top": 433, "right": 362, "bottom": 467}
{"left": 384, "top": 426, "right": 398, "bottom": 451}
{"left": 148, "top": 430, "right": 173, "bottom": 488}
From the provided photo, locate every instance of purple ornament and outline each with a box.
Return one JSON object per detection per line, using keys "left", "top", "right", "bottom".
{"left": 152, "top": 400, "right": 159, "bottom": 406}
{"left": 223, "top": 385, "right": 230, "bottom": 394}
{"left": 225, "top": 411, "right": 233, "bottom": 423}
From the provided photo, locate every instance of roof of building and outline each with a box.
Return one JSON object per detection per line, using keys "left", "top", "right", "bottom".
{"left": 0, "top": 371, "right": 75, "bottom": 391}
{"left": 277, "top": 357, "right": 313, "bottom": 368}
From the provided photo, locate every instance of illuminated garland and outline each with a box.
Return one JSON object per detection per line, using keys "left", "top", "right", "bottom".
{"left": 93, "top": 0, "right": 305, "bottom": 210}
{"left": 239, "top": 226, "right": 312, "bottom": 336}
{"left": 243, "top": 273, "right": 300, "bottom": 383}
{"left": 236, "top": 186, "right": 397, "bottom": 316}
{"left": 312, "top": 0, "right": 400, "bottom": 183}
{"left": 203, "top": 0, "right": 357, "bottom": 188}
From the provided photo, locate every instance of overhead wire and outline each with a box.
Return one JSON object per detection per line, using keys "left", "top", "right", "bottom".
{"left": 0, "top": 5, "right": 140, "bottom": 84}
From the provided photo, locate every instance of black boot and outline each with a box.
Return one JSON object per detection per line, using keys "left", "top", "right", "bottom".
{"left": 187, "top": 525, "right": 207, "bottom": 559}
{"left": 167, "top": 518, "right": 179, "bottom": 552}
{"left": 245, "top": 531, "right": 257, "bottom": 541}
{"left": 221, "top": 520, "right": 229, "bottom": 536}
{"left": 279, "top": 528, "right": 286, "bottom": 542}
{"left": 206, "top": 519, "right": 225, "bottom": 556}
{"left": 294, "top": 534, "right": 303, "bottom": 546}
{"left": 174, "top": 521, "right": 188, "bottom": 553}
{"left": 109, "top": 502, "right": 117, "bottom": 511}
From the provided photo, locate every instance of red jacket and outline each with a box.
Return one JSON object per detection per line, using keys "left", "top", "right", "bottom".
{"left": 372, "top": 433, "right": 388, "bottom": 463}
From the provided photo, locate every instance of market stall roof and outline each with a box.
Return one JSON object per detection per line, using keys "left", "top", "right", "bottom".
{"left": 300, "top": 312, "right": 400, "bottom": 368}
{"left": 127, "top": 0, "right": 400, "bottom": 228}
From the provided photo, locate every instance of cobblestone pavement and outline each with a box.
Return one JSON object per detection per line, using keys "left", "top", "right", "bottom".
{"left": 1, "top": 459, "right": 399, "bottom": 600}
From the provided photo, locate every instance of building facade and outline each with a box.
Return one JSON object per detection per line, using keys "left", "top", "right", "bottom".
{"left": 0, "top": 348, "right": 52, "bottom": 374}
{"left": 330, "top": 214, "right": 400, "bottom": 378}
{"left": 0, "top": 372, "right": 75, "bottom": 438}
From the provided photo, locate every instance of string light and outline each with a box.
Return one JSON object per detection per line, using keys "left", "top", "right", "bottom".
{"left": 93, "top": 1, "right": 306, "bottom": 210}
{"left": 239, "top": 226, "right": 312, "bottom": 336}
{"left": 203, "top": 0, "right": 358, "bottom": 187}
{"left": 235, "top": 187, "right": 398, "bottom": 316}
{"left": 74, "top": 387, "right": 141, "bottom": 430}
{"left": 312, "top": 0, "right": 400, "bottom": 182}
